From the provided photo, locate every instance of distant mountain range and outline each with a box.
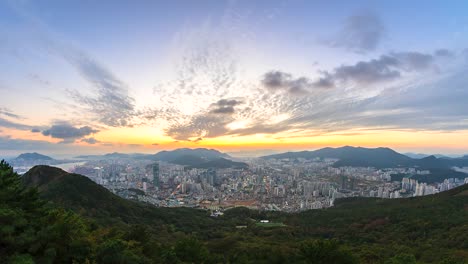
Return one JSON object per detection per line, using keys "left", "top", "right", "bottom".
{"left": 154, "top": 149, "right": 247, "bottom": 168}
{"left": 403, "top": 153, "right": 450, "bottom": 159}
{"left": 261, "top": 146, "right": 468, "bottom": 170}
{"left": 15, "top": 152, "right": 54, "bottom": 161}
{"left": 75, "top": 148, "right": 246, "bottom": 169}
{"left": 153, "top": 148, "right": 229, "bottom": 161}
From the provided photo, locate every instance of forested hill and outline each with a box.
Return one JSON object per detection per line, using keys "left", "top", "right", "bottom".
{"left": 2, "top": 163, "right": 467, "bottom": 263}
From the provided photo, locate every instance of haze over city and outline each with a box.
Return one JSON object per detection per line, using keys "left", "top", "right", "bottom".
{"left": 2, "top": 0, "right": 468, "bottom": 156}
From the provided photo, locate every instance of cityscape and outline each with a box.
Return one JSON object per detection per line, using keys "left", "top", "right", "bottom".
{"left": 9, "top": 147, "right": 468, "bottom": 213}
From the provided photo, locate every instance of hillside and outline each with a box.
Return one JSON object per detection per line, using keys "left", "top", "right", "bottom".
{"left": 22, "top": 166, "right": 216, "bottom": 232}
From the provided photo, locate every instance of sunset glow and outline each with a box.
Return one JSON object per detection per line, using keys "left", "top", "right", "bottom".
{"left": 1, "top": 0, "right": 468, "bottom": 156}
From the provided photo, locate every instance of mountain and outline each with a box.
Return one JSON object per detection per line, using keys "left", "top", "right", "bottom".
{"left": 189, "top": 158, "right": 248, "bottom": 169}
{"left": 262, "top": 146, "right": 412, "bottom": 168}
{"left": 404, "top": 152, "right": 430, "bottom": 159}
{"left": 75, "top": 152, "right": 154, "bottom": 160}
{"left": 152, "top": 148, "right": 244, "bottom": 168}
{"left": 18, "top": 165, "right": 468, "bottom": 263}
{"left": 153, "top": 148, "right": 230, "bottom": 162}
{"left": 262, "top": 146, "right": 468, "bottom": 169}
{"left": 15, "top": 152, "right": 53, "bottom": 161}
{"left": 404, "top": 153, "right": 450, "bottom": 159}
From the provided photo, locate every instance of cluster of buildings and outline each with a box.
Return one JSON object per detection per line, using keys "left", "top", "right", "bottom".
{"left": 401, "top": 177, "right": 468, "bottom": 196}
{"left": 18, "top": 155, "right": 464, "bottom": 213}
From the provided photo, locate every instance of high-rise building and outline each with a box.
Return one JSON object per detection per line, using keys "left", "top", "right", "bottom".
{"left": 152, "top": 163, "right": 160, "bottom": 188}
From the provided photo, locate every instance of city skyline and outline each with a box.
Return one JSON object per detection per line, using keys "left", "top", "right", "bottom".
{"left": 2, "top": 0, "right": 468, "bottom": 156}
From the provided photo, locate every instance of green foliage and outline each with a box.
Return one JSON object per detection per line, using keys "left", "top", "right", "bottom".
{"left": 299, "top": 239, "right": 358, "bottom": 264}
{"left": 174, "top": 237, "right": 209, "bottom": 263}
{"left": 384, "top": 253, "right": 417, "bottom": 264}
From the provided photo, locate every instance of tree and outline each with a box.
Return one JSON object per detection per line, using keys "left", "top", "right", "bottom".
{"left": 174, "top": 237, "right": 209, "bottom": 263}
{"left": 299, "top": 239, "right": 358, "bottom": 264}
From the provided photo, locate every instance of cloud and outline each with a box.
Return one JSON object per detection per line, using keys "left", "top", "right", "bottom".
{"left": 80, "top": 137, "right": 100, "bottom": 144}
{"left": 0, "top": 117, "right": 36, "bottom": 131}
{"left": 0, "top": 135, "right": 70, "bottom": 152}
{"left": 434, "top": 49, "right": 454, "bottom": 57}
{"left": 31, "top": 128, "right": 41, "bottom": 133}
{"left": 28, "top": 73, "right": 50, "bottom": 86}
{"left": 127, "top": 143, "right": 143, "bottom": 147}
{"left": 42, "top": 122, "right": 99, "bottom": 143}
{"left": 261, "top": 71, "right": 328, "bottom": 94}
{"left": 165, "top": 113, "right": 233, "bottom": 141}
{"left": 151, "top": 143, "right": 159, "bottom": 146}
{"left": 0, "top": 108, "right": 22, "bottom": 119}
{"left": 209, "top": 99, "right": 243, "bottom": 114}
{"left": 332, "top": 55, "right": 401, "bottom": 84}
{"left": 192, "top": 137, "right": 203, "bottom": 143}
{"left": 324, "top": 12, "right": 385, "bottom": 53}
{"left": 63, "top": 51, "right": 136, "bottom": 127}
{"left": 264, "top": 51, "right": 443, "bottom": 93}
{"left": 332, "top": 51, "right": 438, "bottom": 85}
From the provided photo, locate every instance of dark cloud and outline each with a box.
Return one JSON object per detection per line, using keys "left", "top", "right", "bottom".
{"left": 265, "top": 51, "right": 442, "bottom": 91}
{"left": 81, "top": 137, "right": 100, "bottom": 144}
{"left": 325, "top": 12, "right": 385, "bottom": 53}
{"left": 42, "top": 122, "right": 99, "bottom": 143}
{"left": 262, "top": 71, "right": 326, "bottom": 94}
{"left": 333, "top": 55, "right": 401, "bottom": 84}
{"left": 332, "top": 51, "right": 437, "bottom": 85}
{"left": 31, "top": 128, "right": 41, "bottom": 133}
{"left": 209, "top": 99, "right": 243, "bottom": 114}
{"left": 192, "top": 137, "right": 203, "bottom": 143}
{"left": 62, "top": 51, "right": 136, "bottom": 127}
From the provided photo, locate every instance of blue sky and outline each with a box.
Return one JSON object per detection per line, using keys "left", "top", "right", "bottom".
{"left": 1, "top": 0, "right": 468, "bottom": 156}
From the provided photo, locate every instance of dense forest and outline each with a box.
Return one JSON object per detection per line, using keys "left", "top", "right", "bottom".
{"left": 1, "top": 161, "right": 467, "bottom": 263}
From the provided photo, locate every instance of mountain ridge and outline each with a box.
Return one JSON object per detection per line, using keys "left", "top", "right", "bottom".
{"left": 262, "top": 146, "right": 468, "bottom": 169}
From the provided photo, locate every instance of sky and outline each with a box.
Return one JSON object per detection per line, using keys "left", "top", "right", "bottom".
{"left": 1, "top": 0, "right": 468, "bottom": 157}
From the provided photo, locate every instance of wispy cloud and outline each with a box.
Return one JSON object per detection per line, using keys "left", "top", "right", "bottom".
{"left": 0, "top": 107, "right": 23, "bottom": 119}
{"left": 61, "top": 50, "right": 136, "bottom": 127}
{"left": 0, "top": 117, "right": 34, "bottom": 131}
{"left": 323, "top": 12, "right": 385, "bottom": 53}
